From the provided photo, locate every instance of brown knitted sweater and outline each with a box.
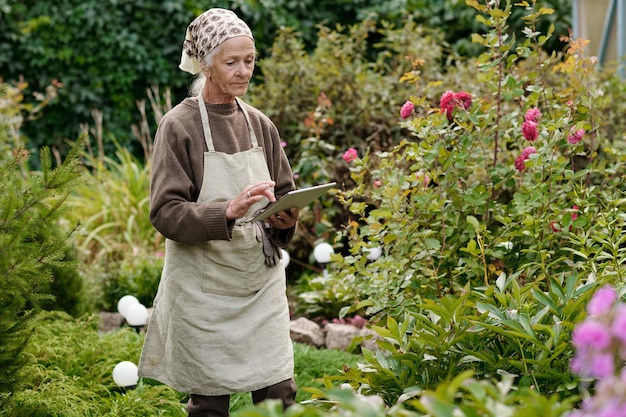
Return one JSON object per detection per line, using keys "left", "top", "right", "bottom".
{"left": 150, "top": 97, "right": 295, "bottom": 244}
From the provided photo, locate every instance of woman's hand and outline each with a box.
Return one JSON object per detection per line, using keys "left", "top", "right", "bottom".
{"left": 266, "top": 207, "right": 298, "bottom": 229}
{"left": 226, "top": 181, "right": 276, "bottom": 220}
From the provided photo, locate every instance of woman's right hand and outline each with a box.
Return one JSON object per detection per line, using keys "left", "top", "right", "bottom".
{"left": 225, "top": 180, "right": 276, "bottom": 220}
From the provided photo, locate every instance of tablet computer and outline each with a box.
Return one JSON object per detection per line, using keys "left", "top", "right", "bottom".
{"left": 251, "top": 182, "right": 336, "bottom": 221}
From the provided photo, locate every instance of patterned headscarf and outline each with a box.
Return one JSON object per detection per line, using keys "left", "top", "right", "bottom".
{"left": 179, "top": 8, "right": 254, "bottom": 75}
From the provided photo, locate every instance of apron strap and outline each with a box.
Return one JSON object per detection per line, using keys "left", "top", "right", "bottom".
{"left": 235, "top": 97, "right": 260, "bottom": 148}
{"left": 197, "top": 94, "right": 259, "bottom": 151}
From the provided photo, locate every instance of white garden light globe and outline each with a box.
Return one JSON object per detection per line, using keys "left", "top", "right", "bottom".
{"left": 117, "top": 295, "right": 139, "bottom": 318}
{"left": 281, "top": 249, "right": 290, "bottom": 268}
{"left": 313, "top": 242, "right": 334, "bottom": 264}
{"left": 112, "top": 361, "right": 139, "bottom": 387}
{"left": 366, "top": 246, "right": 382, "bottom": 261}
{"left": 125, "top": 303, "right": 148, "bottom": 327}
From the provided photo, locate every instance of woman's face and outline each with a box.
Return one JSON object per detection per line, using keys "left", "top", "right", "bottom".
{"left": 204, "top": 36, "right": 255, "bottom": 103}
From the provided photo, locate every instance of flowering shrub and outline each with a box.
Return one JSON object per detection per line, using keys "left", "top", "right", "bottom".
{"left": 324, "top": 0, "right": 624, "bottom": 321}
{"left": 294, "top": 2, "right": 626, "bottom": 413}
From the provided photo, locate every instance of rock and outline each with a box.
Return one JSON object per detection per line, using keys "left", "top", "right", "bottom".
{"left": 98, "top": 311, "right": 124, "bottom": 333}
{"left": 289, "top": 317, "right": 325, "bottom": 347}
{"left": 324, "top": 323, "right": 361, "bottom": 350}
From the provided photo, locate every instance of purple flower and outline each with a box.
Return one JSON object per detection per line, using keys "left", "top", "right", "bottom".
{"left": 400, "top": 100, "right": 414, "bottom": 119}
{"left": 612, "top": 305, "right": 626, "bottom": 345}
{"left": 589, "top": 352, "right": 615, "bottom": 378}
{"left": 588, "top": 286, "right": 618, "bottom": 315}
{"left": 572, "top": 320, "right": 612, "bottom": 350}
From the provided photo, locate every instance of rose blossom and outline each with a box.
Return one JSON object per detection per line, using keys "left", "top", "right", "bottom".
{"left": 400, "top": 100, "right": 414, "bottom": 119}
{"left": 439, "top": 90, "right": 456, "bottom": 121}
{"left": 514, "top": 146, "right": 536, "bottom": 172}
{"left": 522, "top": 120, "right": 538, "bottom": 141}
{"left": 568, "top": 128, "right": 585, "bottom": 144}
{"left": 525, "top": 107, "right": 541, "bottom": 122}
{"left": 454, "top": 91, "right": 472, "bottom": 109}
{"left": 342, "top": 148, "right": 358, "bottom": 163}
{"left": 439, "top": 90, "right": 472, "bottom": 121}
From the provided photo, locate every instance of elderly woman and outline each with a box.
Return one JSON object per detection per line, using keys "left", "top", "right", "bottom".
{"left": 138, "top": 8, "right": 298, "bottom": 417}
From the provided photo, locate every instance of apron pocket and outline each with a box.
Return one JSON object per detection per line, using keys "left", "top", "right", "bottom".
{"left": 203, "top": 224, "right": 271, "bottom": 296}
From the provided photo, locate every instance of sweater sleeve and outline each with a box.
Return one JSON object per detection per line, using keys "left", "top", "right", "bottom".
{"left": 149, "top": 108, "right": 232, "bottom": 243}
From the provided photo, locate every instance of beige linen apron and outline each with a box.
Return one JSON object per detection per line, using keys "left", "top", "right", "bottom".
{"left": 138, "top": 96, "right": 294, "bottom": 396}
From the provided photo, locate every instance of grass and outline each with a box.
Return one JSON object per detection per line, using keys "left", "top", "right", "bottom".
{"left": 1, "top": 311, "right": 361, "bottom": 417}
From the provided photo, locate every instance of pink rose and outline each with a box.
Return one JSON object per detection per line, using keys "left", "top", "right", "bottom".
{"left": 454, "top": 91, "right": 472, "bottom": 109}
{"left": 525, "top": 107, "right": 541, "bottom": 122}
{"left": 400, "top": 100, "right": 414, "bottom": 119}
{"left": 514, "top": 146, "right": 536, "bottom": 172}
{"left": 342, "top": 148, "right": 358, "bottom": 163}
{"left": 567, "top": 128, "right": 585, "bottom": 144}
{"left": 522, "top": 120, "right": 538, "bottom": 141}
{"left": 439, "top": 90, "right": 472, "bottom": 121}
{"left": 439, "top": 90, "right": 456, "bottom": 121}
{"left": 373, "top": 179, "right": 382, "bottom": 188}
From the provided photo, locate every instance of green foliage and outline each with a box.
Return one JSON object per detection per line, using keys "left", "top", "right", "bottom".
{"left": 311, "top": 0, "right": 626, "bottom": 322}
{"left": 0, "top": 0, "right": 196, "bottom": 155}
{"left": 98, "top": 253, "right": 164, "bottom": 312}
{"left": 1, "top": 312, "right": 361, "bottom": 416}
{"left": 251, "top": 17, "right": 450, "bottom": 278}
{"left": 0, "top": 0, "right": 571, "bottom": 170}
{"left": 231, "top": 372, "right": 575, "bottom": 417}
{"left": 2, "top": 311, "right": 187, "bottom": 417}
{"left": 336, "top": 275, "right": 593, "bottom": 406}
{"left": 0, "top": 113, "right": 84, "bottom": 397}
{"left": 65, "top": 141, "right": 162, "bottom": 310}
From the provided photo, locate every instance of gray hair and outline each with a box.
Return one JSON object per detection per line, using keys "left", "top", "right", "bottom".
{"left": 189, "top": 44, "right": 222, "bottom": 96}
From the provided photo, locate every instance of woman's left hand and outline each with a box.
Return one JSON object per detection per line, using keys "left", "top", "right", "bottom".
{"left": 266, "top": 207, "right": 298, "bottom": 229}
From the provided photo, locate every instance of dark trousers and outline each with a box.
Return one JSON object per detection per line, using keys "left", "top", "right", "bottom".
{"left": 186, "top": 378, "right": 297, "bottom": 417}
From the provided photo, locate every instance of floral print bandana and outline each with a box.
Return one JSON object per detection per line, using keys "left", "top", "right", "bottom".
{"left": 179, "top": 8, "right": 254, "bottom": 75}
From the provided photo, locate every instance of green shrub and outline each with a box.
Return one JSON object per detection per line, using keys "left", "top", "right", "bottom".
{"left": 283, "top": 1, "right": 626, "bottom": 413}
{"left": 3, "top": 311, "right": 187, "bottom": 417}
{"left": 1, "top": 312, "right": 361, "bottom": 416}
{"left": 0, "top": 119, "right": 84, "bottom": 401}
{"left": 0, "top": 0, "right": 196, "bottom": 157}
{"left": 311, "top": 0, "right": 626, "bottom": 321}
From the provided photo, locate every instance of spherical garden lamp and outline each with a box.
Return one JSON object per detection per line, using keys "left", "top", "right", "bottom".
{"left": 281, "top": 249, "right": 290, "bottom": 269}
{"left": 125, "top": 303, "right": 148, "bottom": 333}
{"left": 112, "top": 361, "right": 139, "bottom": 389}
{"left": 365, "top": 246, "right": 382, "bottom": 262}
{"left": 313, "top": 242, "right": 334, "bottom": 277}
{"left": 117, "top": 295, "right": 139, "bottom": 318}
